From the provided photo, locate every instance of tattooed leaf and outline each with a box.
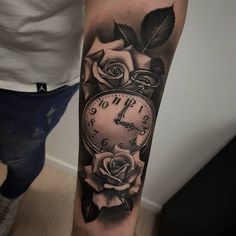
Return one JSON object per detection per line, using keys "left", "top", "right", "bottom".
{"left": 82, "top": 193, "right": 101, "bottom": 223}
{"left": 150, "top": 57, "right": 165, "bottom": 75}
{"left": 141, "top": 5, "right": 175, "bottom": 52}
{"left": 114, "top": 21, "right": 138, "bottom": 47}
{"left": 121, "top": 198, "right": 134, "bottom": 211}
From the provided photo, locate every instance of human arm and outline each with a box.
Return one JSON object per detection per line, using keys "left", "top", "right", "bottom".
{"left": 72, "top": 1, "right": 188, "bottom": 235}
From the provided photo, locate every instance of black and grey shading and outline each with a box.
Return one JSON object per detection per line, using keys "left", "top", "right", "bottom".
{"left": 80, "top": 5, "right": 176, "bottom": 223}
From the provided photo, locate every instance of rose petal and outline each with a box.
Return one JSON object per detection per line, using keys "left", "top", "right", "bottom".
{"left": 83, "top": 57, "right": 98, "bottom": 100}
{"left": 133, "top": 151, "right": 142, "bottom": 162}
{"left": 96, "top": 65, "right": 123, "bottom": 89}
{"left": 127, "top": 157, "right": 145, "bottom": 178}
{"left": 121, "top": 67, "right": 130, "bottom": 86}
{"left": 103, "top": 158, "right": 112, "bottom": 175}
{"left": 125, "top": 45, "right": 151, "bottom": 69}
{"left": 105, "top": 172, "right": 123, "bottom": 185}
{"left": 93, "top": 62, "right": 113, "bottom": 89}
{"left": 113, "top": 164, "right": 130, "bottom": 181}
{"left": 93, "top": 192, "right": 123, "bottom": 210}
{"left": 100, "top": 49, "right": 134, "bottom": 72}
{"left": 89, "top": 50, "right": 104, "bottom": 62}
{"left": 114, "top": 152, "right": 135, "bottom": 171}
{"left": 83, "top": 58, "right": 93, "bottom": 84}
{"left": 104, "top": 182, "right": 130, "bottom": 191}
{"left": 102, "top": 61, "right": 130, "bottom": 88}
{"left": 99, "top": 167, "right": 111, "bottom": 177}
{"left": 84, "top": 166, "right": 104, "bottom": 192}
{"left": 113, "top": 145, "right": 130, "bottom": 154}
{"left": 98, "top": 167, "right": 123, "bottom": 185}
{"left": 126, "top": 164, "right": 141, "bottom": 184}
{"left": 110, "top": 162, "right": 129, "bottom": 175}
{"left": 93, "top": 152, "right": 113, "bottom": 175}
{"left": 103, "top": 60, "right": 124, "bottom": 79}
{"left": 97, "top": 66, "right": 119, "bottom": 80}
{"left": 128, "top": 174, "right": 142, "bottom": 196}
{"left": 110, "top": 156, "right": 127, "bottom": 168}
{"left": 87, "top": 37, "right": 124, "bottom": 56}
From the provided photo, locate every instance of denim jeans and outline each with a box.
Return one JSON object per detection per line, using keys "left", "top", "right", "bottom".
{"left": 0, "top": 83, "right": 79, "bottom": 199}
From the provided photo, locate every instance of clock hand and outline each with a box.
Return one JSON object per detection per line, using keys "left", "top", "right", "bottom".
{"left": 119, "top": 121, "right": 141, "bottom": 131}
{"left": 115, "top": 97, "right": 135, "bottom": 124}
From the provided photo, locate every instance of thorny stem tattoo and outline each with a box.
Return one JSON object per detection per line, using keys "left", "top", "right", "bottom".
{"left": 79, "top": 5, "right": 175, "bottom": 224}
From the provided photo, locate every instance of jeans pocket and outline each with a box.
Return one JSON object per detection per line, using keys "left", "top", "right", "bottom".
{"left": 1, "top": 158, "right": 26, "bottom": 167}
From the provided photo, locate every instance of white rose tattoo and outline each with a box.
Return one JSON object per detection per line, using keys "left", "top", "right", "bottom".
{"left": 80, "top": 6, "right": 175, "bottom": 223}
{"left": 84, "top": 146, "right": 144, "bottom": 209}
{"left": 83, "top": 37, "right": 157, "bottom": 99}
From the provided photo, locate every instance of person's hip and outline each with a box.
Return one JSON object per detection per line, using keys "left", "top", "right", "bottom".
{"left": 0, "top": 83, "right": 79, "bottom": 141}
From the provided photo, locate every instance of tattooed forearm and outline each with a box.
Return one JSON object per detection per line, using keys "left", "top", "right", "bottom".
{"left": 74, "top": 1, "right": 187, "bottom": 235}
{"left": 81, "top": 5, "right": 174, "bottom": 221}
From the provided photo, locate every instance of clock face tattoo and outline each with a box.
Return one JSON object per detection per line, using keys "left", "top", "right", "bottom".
{"left": 82, "top": 90, "right": 155, "bottom": 154}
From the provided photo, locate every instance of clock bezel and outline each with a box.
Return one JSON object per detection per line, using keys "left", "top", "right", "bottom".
{"left": 82, "top": 89, "right": 156, "bottom": 154}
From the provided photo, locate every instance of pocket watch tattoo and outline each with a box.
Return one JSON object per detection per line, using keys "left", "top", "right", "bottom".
{"left": 80, "top": 5, "right": 175, "bottom": 223}
{"left": 82, "top": 90, "right": 155, "bottom": 154}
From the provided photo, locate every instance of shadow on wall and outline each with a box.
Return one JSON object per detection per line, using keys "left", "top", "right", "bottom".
{"left": 144, "top": 120, "right": 236, "bottom": 209}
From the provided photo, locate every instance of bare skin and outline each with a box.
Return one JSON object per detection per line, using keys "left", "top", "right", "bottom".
{"left": 72, "top": 1, "right": 188, "bottom": 235}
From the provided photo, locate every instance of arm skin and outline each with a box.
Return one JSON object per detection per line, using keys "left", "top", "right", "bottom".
{"left": 72, "top": 1, "right": 188, "bottom": 235}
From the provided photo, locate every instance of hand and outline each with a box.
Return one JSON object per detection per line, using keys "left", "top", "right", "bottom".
{"left": 117, "top": 120, "right": 141, "bottom": 132}
{"left": 115, "top": 97, "right": 135, "bottom": 123}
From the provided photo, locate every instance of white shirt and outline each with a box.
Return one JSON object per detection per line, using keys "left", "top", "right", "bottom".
{"left": 0, "top": 0, "right": 84, "bottom": 92}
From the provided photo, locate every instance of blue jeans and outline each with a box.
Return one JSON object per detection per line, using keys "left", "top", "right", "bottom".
{"left": 0, "top": 83, "right": 79, "bottom": 199}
